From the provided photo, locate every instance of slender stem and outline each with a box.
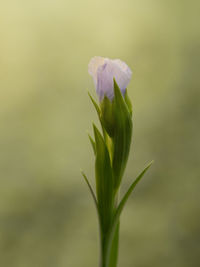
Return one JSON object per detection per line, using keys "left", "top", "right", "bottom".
{"left": 99, "top": 221, "right": 120, "bottom": 267}
{"left": 100, "top": 192, "right": 120, "bottom": 267}
{"left": 108, "top": 192, "right": 120, "bottom": 267}
{"left": 101, "top": 236, "right": 108, "bottom": 267}
{"left": 108, "top": 222, "right": 119, "bottom": 267}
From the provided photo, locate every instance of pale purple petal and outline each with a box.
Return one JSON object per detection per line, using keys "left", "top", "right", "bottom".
{"left": 88, "top": 57, "right": 132, "bottom": 101}
{"left": 111, "top": 59, "right": 132, "bottom": 96}
{"left": 88, "top": 56, "right": 105, "bottom": 87}
{"left": 113, "top": 59, "right": 132, "bottom": 76}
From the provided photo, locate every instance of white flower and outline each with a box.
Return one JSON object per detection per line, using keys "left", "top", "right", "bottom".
{"left": 88, "top": 56, "right": 132, "bottom": 101}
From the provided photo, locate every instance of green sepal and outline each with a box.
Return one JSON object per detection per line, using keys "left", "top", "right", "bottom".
{"left": 88, "top": 91, "right": 101, "bottom": 117}
{"left": 100, "top": 96, "right": 115, "bottom": 137}
{"left": 112, "top": 79, "right": 133, "bottom": 190}
{"left": 124, "top": 89, "right": 132, "bottom": 115}
{"left": 88, "top": 92, "right": 108, "bottom": 141}
{"left": 93, "top": 124, "right": 114, "bottom": 232}
{"left": 88, "top": 133, "right": 96, "bottom": 154}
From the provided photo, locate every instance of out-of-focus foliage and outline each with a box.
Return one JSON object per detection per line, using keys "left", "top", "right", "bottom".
{"left": 0, "top": 0, "right": 199, "bottom": 266}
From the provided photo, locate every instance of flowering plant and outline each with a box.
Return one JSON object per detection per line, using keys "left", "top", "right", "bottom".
{"left": 82, "top": 56, "right": 152, "bottom": 267}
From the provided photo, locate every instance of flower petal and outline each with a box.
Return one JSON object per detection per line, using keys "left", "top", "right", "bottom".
{"left": 88, "top": 56, "right": 105, "bottom": 86}
{"left": 89, "top": 57, "right": 132, "bottom": 101}
{"left": 112, "top": 59, "right": 132, "bottom": 95}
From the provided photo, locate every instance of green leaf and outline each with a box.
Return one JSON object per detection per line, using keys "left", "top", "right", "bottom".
{"left": 81, "top": 170, "right": 102, "bottom": 250}
{"left": 93, "top": 124, "right": 114, "bottom": 233}
{"left": 88, "top": 92, "right": 108, "bottom": 141}
{"left": 106, "top": 161, "right": 153, "bottom": 265}
{"left": 81, "top": 171, "right": 98, "bottom": 212}
{"left": 124, "top": 90, "right": 132, "bottom": 115}
{"left": 100, "top": 96, "right": 115, "bottom": 137}
{"left": 112, "top": 79, "right": 133, "bottom": 190}
{"left": 115, "top": 161, "right": 153, "bottom": 221}
{"left": 88, "top": 92, "right": 101, "bottom": 117}
{"left": 88, "top": 133, "right": 96, "bottom": 154}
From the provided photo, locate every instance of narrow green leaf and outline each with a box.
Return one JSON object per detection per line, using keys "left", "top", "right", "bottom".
{"left": 81, "top": 170, "right": 98, "bottom": 210}
{"left": 81, "top": 170, "right": 102, "bottom": 253}
{"left": 88, "top": 91, "right": 101, "bottom": 116}
{"left": 93, "top": 123, "right": 114, "bottom": 233}
{"left": 112, "top": 79, "right": 133, "bottom": 189}
{"left": 115, "top": 161, "right": 153, "bottom": 220}
{"left": 113, "top": 79, "right": 130, "bottom": 116}
{"left": 124, "top": 90, "right": 132, "bottom": 115}
{"left": 88, "top": 133, "right": 96, "bottom": 154}
{"left": 88, "top": 92, "right": 108, "bottom": 142}
{"left": 106, "top": 161, "right": 153, "bottom": 265}
{"left": 100, "top": 96, "right": 115, "bottom": 137}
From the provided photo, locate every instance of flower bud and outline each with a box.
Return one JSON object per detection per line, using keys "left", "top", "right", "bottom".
{"left": 88, "top": 56, "right": 132, "bottom": 102}
{"left": 88, "top": 57, "right": 133, "bottom": 191}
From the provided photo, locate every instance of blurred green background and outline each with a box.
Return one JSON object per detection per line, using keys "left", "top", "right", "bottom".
{"left": 0, "top": 0, "right": 199, "bottom": 266}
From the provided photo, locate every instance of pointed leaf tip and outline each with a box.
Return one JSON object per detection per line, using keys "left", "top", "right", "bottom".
{"left": 88, "top": 133, "right": 96, "bottom": 154}
{"left": 81, "top": 170, "right": 98, "bottom": 208}
{"left": 113, "top": 78, "right": 123, "bottom": 99}
{"left": 105, "top": 161, "right": 153, "bottom": 258}
{"left": 116, "top": 160, "right": 153, "bottom": 219}
{"left": 93, "top": 123, "right": 104, "bottom": 147}
{"left": 88, "top": 92, "right": 101, "bottom": 115}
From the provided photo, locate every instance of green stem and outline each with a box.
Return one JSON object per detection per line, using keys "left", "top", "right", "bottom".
{"left": 108, "top": 222, "right": 119, "bottom": 267}
{"left": 99, "top": 221, "right": 120, "bottom": 267}
{"left": 100, "top": 192, "right": 120, "bottom": 267}
{"left": 108, "top": 192, "right": 120, "bottom": 267}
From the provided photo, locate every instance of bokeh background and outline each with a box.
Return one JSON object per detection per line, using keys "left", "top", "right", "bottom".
{"left": 0, "top": 0, "right": 199, "bottom": 266}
